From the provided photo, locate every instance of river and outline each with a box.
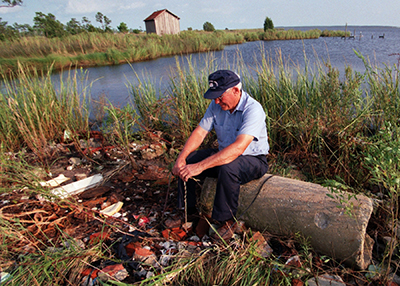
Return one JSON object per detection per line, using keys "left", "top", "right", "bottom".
{"left": 51, "top": 25, "right": 400, "bottom": 108}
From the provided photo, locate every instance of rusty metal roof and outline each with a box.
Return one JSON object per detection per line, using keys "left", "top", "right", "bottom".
{"left": 144, "top": 9, "right": 180, "bottom": 21}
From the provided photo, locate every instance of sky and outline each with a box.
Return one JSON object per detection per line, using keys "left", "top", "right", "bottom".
{"left": 0, "top": 0, "right": 399, "bottom": 31}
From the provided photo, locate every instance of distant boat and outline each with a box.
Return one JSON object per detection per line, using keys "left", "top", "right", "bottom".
{"left": 379, "top": 33, "right": 385, "bottom": 39}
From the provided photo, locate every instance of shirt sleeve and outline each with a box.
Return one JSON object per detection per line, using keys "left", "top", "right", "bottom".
{"left": 238, "top": 100, "right": 266, "bottom": 141}
{"left": 199, "top": 102, "right": 215, "bottom": 132}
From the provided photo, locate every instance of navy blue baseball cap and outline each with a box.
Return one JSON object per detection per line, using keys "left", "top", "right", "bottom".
{"left": 204, "top": 70, "right": 241, "bottom": 99}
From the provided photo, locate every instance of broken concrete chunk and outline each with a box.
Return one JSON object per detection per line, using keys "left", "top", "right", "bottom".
{"left": 51, "top": 174, "right": 103, "bottom": 199}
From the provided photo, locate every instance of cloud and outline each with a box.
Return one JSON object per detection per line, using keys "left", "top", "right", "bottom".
{"left": 118, "top": 2, "right": 146, "bottom": 11}
{"left": 65, "top": 0, "right": 145, "bottom": 16}
{"left": 0, "top": 5, "right": 22, "bottom": 15}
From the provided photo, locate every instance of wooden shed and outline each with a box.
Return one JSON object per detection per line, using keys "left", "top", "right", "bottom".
{"left": 144, "top": 9, "right": 180, "bottom": 36}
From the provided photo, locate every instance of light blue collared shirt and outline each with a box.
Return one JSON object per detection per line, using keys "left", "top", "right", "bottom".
{"left": 199, "top": 91, "right": 269, "bottom": 156}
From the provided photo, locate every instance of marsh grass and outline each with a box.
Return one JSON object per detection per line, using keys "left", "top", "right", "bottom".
{"left": 0, "top": 29, "right": 347, "bottom": 76}
{"left": 363, "top": 123, "right": 400, "bottom": 282}
{"left": 0, "top": 64, "right": 90, "bottom": 161}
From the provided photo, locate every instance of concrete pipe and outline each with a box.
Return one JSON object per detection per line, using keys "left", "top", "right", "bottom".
{"left": 198, "top": 174, "right": 374, "bottom": 269}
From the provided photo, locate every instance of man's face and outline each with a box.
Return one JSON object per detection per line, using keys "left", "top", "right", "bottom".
{"left": 214, "top": 87, "right": 241, "bottom": 112}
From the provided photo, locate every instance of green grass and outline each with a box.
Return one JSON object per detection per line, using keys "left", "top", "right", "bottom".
{"left": 0, "top": 29, "right": 348, "bottom": 76}
{"left": 0, "top": 65, "right": 90, "bottom": 161}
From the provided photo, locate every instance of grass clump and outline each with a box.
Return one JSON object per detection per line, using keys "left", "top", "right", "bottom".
{"left": 0, "top": 65, "right": 90, "bottom": 161}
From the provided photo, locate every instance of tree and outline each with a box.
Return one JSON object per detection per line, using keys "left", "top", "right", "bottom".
{"left": 95, "top": 12, "right": 104, "bottom": 29}
{"left": 263, "top": 17, "right": 274, "bottom": 31}
{"left": 0, "top": 17, "right": 16, "bottom": 40}
{"left": 103, "top": 15, "right": 112, "bottom": 32}
{"left": 33, "top": 12, "right": 66, "bottom": 38}
{"left": 81, "top": 17, "right": 96, "bottom": 32}
{"left": 117, "top": 22, "right": 128, "bottom": 33}
{"left": 13, "top": 22, "right": 33, "bottom": 36}
{"left": 0, "top": 0, "right": 22, "bottom": 8}
{"left": 66, "top": 18, "right": 83, "bottom": 35}
{"left": 95, "top": 12, "right": 112, "bottom": 32}
{"left": 203, "top": 21, "right": 215, "bottom": 32}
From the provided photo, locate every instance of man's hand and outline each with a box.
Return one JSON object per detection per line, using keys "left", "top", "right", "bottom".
{"left": 172, "top": 159, "right": 185, "bottom": 177}
{"left": 176, "top": 163, "right": 203, "bottom": 182}
{"left": 172, "top": 125, "right": 208, "bottom": 181}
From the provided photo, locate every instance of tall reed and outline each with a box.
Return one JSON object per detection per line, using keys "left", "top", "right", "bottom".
{"left": 0, "top": 65, "right": 90, "bottom": 160}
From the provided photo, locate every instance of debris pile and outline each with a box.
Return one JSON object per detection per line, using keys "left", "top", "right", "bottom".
{"left": 0, "top": 131, "right": 398, "bottom": 285}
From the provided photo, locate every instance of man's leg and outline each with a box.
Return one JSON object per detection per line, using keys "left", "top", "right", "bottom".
{"left": 212, "top": 155, "right": 269, "bottom": 222}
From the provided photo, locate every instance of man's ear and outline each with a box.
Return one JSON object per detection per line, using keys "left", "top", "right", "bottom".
{"left": 233, "top": 86, "right": 241, "bottom": 95}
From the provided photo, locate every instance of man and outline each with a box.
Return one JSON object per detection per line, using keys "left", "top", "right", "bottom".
{"left": 172, "top": 69, "right": 269, "bottom": 240}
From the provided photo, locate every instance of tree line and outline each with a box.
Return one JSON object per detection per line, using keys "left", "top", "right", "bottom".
{"left": 0, "top": 11, "right": 141, "bottom": 41}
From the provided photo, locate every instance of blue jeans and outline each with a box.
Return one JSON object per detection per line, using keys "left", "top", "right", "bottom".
{"left": 177, "top": 148, "right": 269, "bottom": 222}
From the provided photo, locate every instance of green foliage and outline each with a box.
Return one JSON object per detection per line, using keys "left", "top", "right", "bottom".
{"left": 95, "top": 12, "right": 112, "bottom": 32}
{"left": 117, "top": 22, "right": 129, "bottom": 33}
{"left": 263, "top": 16, "right": 274, "bottom": 31}
{"left": 203, "top": 21, "right": 215, "bottom": 32}
{"left": 66, "top": 18, "right": 84, "bottom": 35}
{"left": 363, "top": 122, "right": 400, "bottom": 278}
{"left": 33, "top": 12, "right": 66, "bottom": 38}
{"left": 0, "top": 17, "right": 18, "bottom": 40}
{"left": 0, "top": 65, "right": 90, "bottom": 155}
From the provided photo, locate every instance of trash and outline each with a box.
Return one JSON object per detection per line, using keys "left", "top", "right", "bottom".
{"left": 74, "top": 173, "right": 88, "bottom": 181}
{"left": 162, "top": 227, "right": 188, "bottom": 241}
{"left": 97, "top": 264, "right": 129, "bottom": 282}
{"left": 81, "top": 268, "right": 99, "bottom": 280}
{"left": 134, "top": 248, "right": 158, "bottom": 266}
{"left": 69, "top": 157, "right": 81, "bottom": 166}
{"left": 39, "top": 174, "right": 70, "bottom": 188}
{"left": 307, "top": 274, "right": 346, "bottom": 286}
{"left": 51, "top": 174, "right": 103, "bottom": 199}
{"left": 100, "top": 202, "right": 123, "bottom": 216}
{"left": 138, "top": 216, "right": 150, "bottom": 227}
{"left": 286, "top": 255, "right": 302, "bottom": 268}
{"left": 164, "top": 218, "right": 181, "bottom": 229}
{"left": 250, "top": 231, "right": 273, "bottom": 258}
{"left": 1, "top": 272, "right": 11, "bottom": 284}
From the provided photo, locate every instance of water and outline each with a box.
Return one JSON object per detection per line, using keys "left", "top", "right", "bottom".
{"left": 51, "top": 25, "right": 400, "bottom": 107}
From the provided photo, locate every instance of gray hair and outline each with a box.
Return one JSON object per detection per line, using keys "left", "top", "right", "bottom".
{"left": 226, "top": 81, "right": 242, "bottom": 93}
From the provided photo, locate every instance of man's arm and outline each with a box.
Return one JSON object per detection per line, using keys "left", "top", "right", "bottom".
{"left": 178, "top": 133, "right": 254, "bottom": 182}
{"left": 172, "top": 125, "right": 209, "bottom": 177}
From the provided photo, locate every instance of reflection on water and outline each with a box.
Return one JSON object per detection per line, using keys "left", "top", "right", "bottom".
{"left": 48, "top": 26, "right": 400, "bottom": 108}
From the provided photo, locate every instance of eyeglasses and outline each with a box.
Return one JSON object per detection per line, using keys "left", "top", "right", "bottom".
{"left": 215, "top": 92, "right": 226, "bottom": 102}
